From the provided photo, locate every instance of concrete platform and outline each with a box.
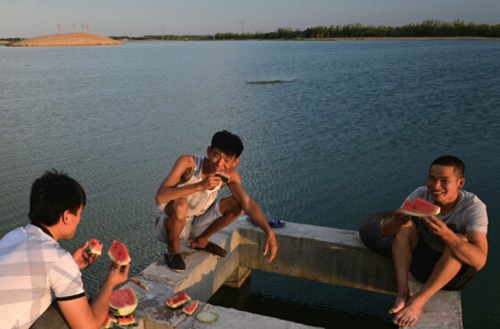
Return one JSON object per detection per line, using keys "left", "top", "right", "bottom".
{"left": 120, "top": 217, "right": 463, "bottom": 329}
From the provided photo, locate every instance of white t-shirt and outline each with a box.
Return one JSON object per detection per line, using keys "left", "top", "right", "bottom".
{"left": 0, "top": 224, "right": 85, "bottom": 329}
{"left": 404, "top": 186, "right": 488, "bottom": 252}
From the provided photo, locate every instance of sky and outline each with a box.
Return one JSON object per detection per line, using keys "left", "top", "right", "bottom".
{"left": 1, "top": 0, "right": 499, "bottom": 38}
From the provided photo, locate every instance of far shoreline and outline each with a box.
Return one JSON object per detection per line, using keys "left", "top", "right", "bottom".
{"left": 2, "top": 36, "right": 500, "bottom": 46}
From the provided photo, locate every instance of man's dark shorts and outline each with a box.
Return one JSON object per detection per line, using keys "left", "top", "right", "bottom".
{"left": 410, "top": 236, "right": 477, "bottom": 291}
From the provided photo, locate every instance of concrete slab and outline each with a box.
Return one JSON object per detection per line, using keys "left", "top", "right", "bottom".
{"left": 128, "top": 217, "right": 463, "bottom": 329}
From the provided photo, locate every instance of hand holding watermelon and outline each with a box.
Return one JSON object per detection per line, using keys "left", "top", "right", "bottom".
{"left": 72, "top": 240, "right": 99, "bottom": 270}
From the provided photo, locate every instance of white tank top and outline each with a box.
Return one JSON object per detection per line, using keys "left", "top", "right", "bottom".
{"left": 178, "top": 154, "right": 221, "bottom": 217}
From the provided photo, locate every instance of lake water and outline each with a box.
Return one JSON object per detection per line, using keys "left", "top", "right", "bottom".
{"left": 1, "top": 40, "right": 499, "bottom": 328}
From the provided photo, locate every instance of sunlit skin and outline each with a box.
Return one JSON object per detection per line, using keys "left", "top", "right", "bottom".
{"left": 382, "top": 164, "right": 488, "bottom": 327}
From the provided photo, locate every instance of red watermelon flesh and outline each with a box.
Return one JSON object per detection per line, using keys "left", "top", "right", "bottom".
{"left": 108, "top": 240, "right": 131, "bottom": 265}
{"left": 182, "top": 300, "right": 199, "bottom": 315}
{"left": 99, "top": 313, "right": 117, "bottom": 329}
{"left": 109, "top": 288, "right": 138, "bottom": 316}
{"left": 401, "top": 197, "right": 440, "bottom": 217}
{"left": 88, "top": 238, "right": 103, "bottom": 255}
{"left": 166, "top": 291, "right": 191, "bottom": 308}
{"left": 117, "top": 314, "right": 137, "bottom": 326}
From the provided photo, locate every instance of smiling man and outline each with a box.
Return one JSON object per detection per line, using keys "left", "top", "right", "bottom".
{"left": 154, "top": 130, "right": 277, "bottom": 271}
{"left": 381, "top": 155, "right": 488, "bottom": 327}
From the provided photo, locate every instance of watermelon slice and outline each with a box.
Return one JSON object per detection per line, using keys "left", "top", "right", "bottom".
{"left": 108, "top": 240, "right": 131, "bottom": 265}
{"left": 215, "top": 173, "right": 230, "bottom": 183}
{"left": 99, "top": 313, "right": 117, "bottom": 329}
{"left": 117, "top": 314, "right": 137, "bottom": 326}
{"left": 401, "top": 197, "right": 441, "bottom": 217}
{"left": 88, "top": 238, "right": 103, "bottom": 255}
{"left": 182, "top": 300, "right": 199, "bottom": 315}
{"left": 109, "top": 288, "right": 138, "bottom": 317}
{"left": 166, "top": 291, "right": 191, "bottom": 308}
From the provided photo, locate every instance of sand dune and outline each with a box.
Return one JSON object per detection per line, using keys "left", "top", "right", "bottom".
{"left": 9, "top": 33, "right": 124, "bottom": 47}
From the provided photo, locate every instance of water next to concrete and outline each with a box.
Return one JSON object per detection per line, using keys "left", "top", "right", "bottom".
{"left": 1, "top": 40, "right": 499, "bottom": 328}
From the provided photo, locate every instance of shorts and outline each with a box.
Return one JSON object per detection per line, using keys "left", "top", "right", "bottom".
{"left": 154, "top": 200, "right": 222, "bottom": 244}
{"left": 410, "top": 235, "right": 477, "bottom": 291}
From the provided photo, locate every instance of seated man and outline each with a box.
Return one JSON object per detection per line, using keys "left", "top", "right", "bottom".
{"left": 154, "top": 130, "right": 278, "bottom": 271}
{"left": 0, "top": 170, "right": 129, "bottom": 329}
{"left": 381, "top": 155, "right": 488, "bottom": 327}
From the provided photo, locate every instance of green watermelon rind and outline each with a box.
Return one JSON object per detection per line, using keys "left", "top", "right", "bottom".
{"left": 215, "top": 173, "right": 230, "bottom": 183}
{"left": 109, "top": 288, "right": 138, "bottom": 317}
{"left": 196, "top": 311, "right": 218, "bottom": 323}
{"left": 108, "top": 240, "right": 131, "bottom": 265}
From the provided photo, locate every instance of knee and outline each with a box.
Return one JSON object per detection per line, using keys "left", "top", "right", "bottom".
{"left": 167, "top": 198, "right": 188, "bottom": 221}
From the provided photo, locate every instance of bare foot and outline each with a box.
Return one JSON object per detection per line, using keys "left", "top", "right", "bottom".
{"left": 389, "top": 295, "right": 409, "bottom": 315}
{"left": 392, "top": 302, "right": 423, "bottom": 327}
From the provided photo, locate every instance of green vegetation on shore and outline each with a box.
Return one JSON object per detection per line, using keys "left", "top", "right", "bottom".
{"left": 114, "top": 20, "right": 500, "bottom": 41}
{"left": 2, "top": 20, "right": 499, "bottom": 44}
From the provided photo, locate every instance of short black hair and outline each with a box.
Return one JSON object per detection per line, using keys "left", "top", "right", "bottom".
{"left": 430, "top": 155, "right": 465, "bottom": 178}
{"left": 211, "top": 130, "right": 244, "bottom": 158}
{"left": 28, "top": 169, "right": 86, "bottom": 226}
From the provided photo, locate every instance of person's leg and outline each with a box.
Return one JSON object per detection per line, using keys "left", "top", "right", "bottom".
{"left": 164, "top": 198, "right": 188, "bottom": 255}
{"left": 190, "top": 196, "right": 243, "bottom": 251}
{"left": 392, "top": 237, "right": 466, "bottom": 327}
{"left": 389, "top": 220, "right": 419, "bottom": 315}
{"left": 30, "top": 302, "right": 70, "bottom": 329}
{"left": 159, "top": 199, "right": 188, "bottom": 271}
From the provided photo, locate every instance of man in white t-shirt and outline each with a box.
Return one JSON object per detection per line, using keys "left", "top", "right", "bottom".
{"left": 0, "top": 170, "right": 129, "bottom": 329}
{"left": 381, "top": 155, "right": 488, "bottom": 327}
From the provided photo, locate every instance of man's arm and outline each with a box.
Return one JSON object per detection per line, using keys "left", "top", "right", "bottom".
{"left": 58, "top": 264, "right": 130, "bottom": 329}
{"left": 227, "top": 169, "right": 277, "bottom": 262}
{"left": 155, "top": 155, "right": 210, "bottom": 205}
{"left": 380, "top": 211, "right": 411, "bottom": 237}
{"left": 421, "top": 216, "right": 488, "bottom": 270}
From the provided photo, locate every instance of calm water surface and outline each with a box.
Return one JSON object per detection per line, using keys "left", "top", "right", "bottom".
{"left": 1, "top": 40, "right": 500, "bottom": 328}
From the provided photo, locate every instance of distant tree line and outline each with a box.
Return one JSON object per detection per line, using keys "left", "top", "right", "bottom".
{"left": 2, "top": 20, "right": 498, "bottom": 44}
{"left": 114, "top": 20, "right": 500, "bottom": 41}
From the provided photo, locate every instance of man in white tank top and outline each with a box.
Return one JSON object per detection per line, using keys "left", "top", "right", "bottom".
{"left": 154, "top": 130, "right": 278, "bottom": 271}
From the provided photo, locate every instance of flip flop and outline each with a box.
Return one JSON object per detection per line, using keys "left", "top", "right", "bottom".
{"left": 194, "top": 241, "right": 227, "bottom": 258}
{"left": 245, "top": 215, "right": 286, "bottom": 228}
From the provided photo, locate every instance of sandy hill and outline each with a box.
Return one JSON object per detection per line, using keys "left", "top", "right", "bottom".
{"left": 9, "top": 33, "right": 124, "bottom": 47}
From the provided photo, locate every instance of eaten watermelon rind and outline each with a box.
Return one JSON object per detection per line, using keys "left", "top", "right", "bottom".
{"left": 109, "top": 288, "right": 138, "bottom": 317}
{"left": 99, "top": 313, "right": 117, "bottom": 329}
{"left": 166, "top": 291, "right": 191, "bottom": 308}
{"left": 117, "top": 314, "right": 138, "bottom": 327}
{"left": 88, "top": 238, "right": 103, "bottom": 255}
{"left": 182, "top": 300, "right": 199, "bottom": 315}
{"left": 196, "top": 311, "right": 218, "bottom": 323}
{"left": 108, "top": 240, "right": 131, "bottom": 265}
{"left": 215, "top": 173, "right": 230, "bottom": 183}
{"left": 401, "top": 197, "right": 441, "bottom": 217}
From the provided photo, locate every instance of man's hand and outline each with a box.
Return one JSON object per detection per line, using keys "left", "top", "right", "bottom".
{"left": 419, "top": 215, "right": 451, "bottom": 239}
{"left": 262, "top": 231, "right": 278, "bottom": 263}
{"left": 72, "top": 241, "right": 98, "bottom": 270}
{"left": 200, "top": 174, "right": 223, "bottom": 191}
{"left": 106, "top": 262, "right": 130, "bottom": 287}
{"left": 394, "top": 211, "right": 411, "bottom": 225}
